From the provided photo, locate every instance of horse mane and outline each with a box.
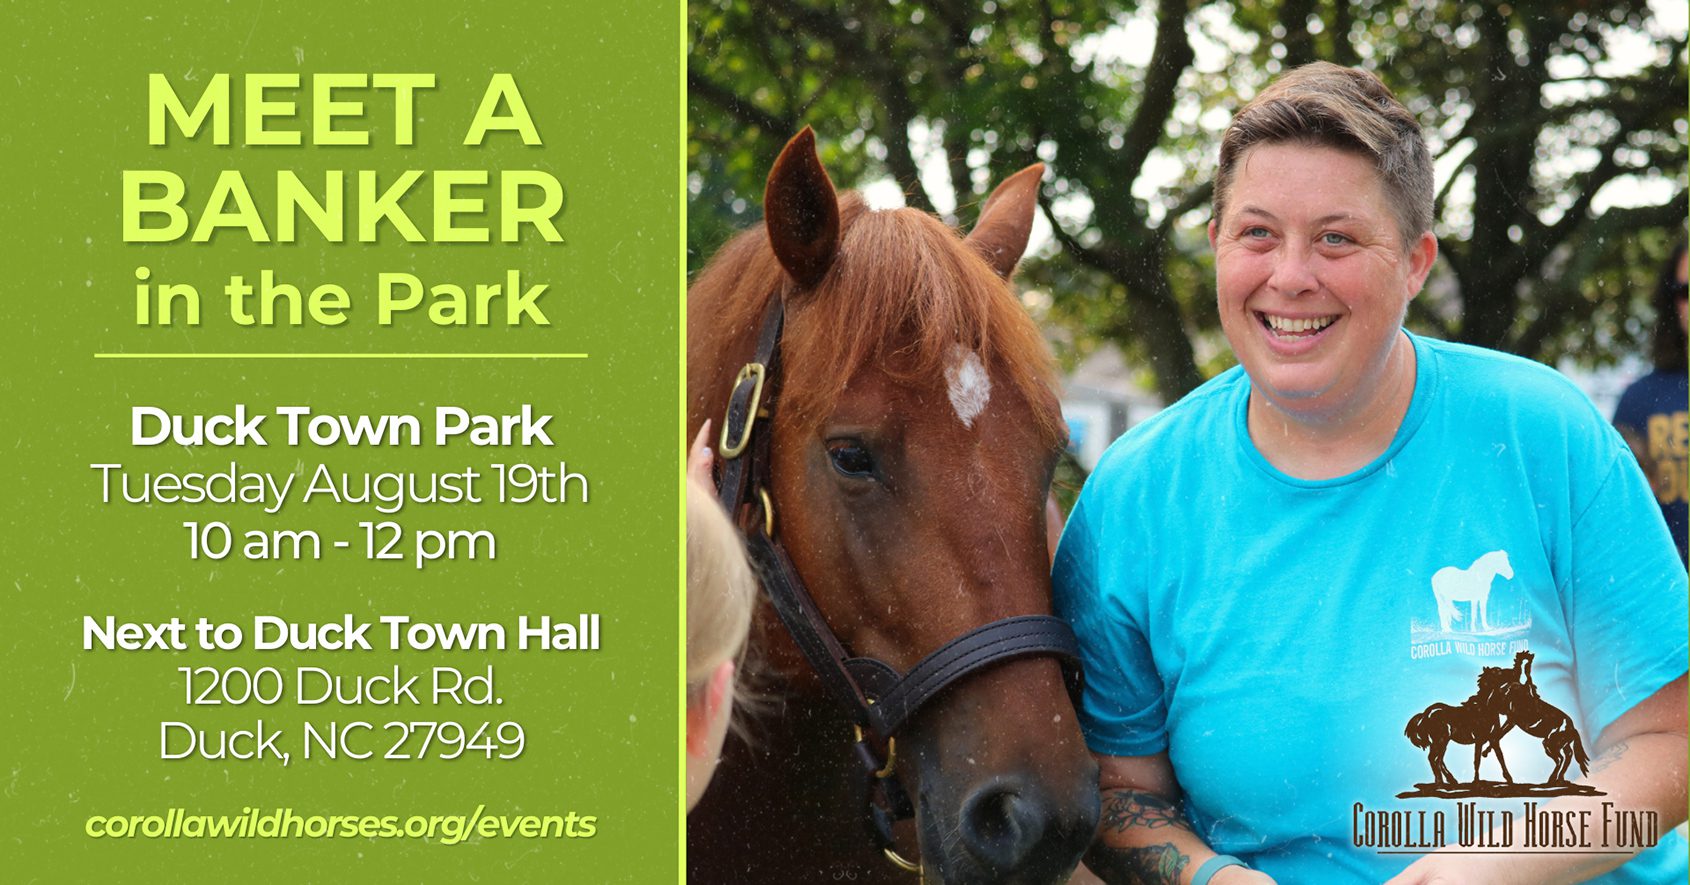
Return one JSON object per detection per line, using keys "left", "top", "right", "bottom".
{"left": 1477, "top": 666, "right": 1512, "bottom": 693}
{"left": 690, "top": 193, "right": 1063, "bottom": 443}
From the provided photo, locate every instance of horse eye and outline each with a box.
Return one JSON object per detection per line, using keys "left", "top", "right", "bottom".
{"left": 826, "top": 440, "right": 877, "bottom": 479}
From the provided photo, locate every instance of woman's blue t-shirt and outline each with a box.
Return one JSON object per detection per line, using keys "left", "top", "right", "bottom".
{"left": 1054, "top": 333, "right": 1688, "bottom": 883}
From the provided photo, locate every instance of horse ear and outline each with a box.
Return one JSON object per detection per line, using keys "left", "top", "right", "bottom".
{"left": 764, "top": 128, "right": 840, "bottom": 290}
{"left": 965, "top": 162, "right": 1043, "bottom": 278}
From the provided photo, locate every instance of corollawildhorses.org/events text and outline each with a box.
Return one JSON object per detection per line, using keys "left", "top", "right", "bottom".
{"left": 1352, "top": 801, "right": 1659, "bottom": 852}
{"left": 84, "top": 805, "right": 598, "bottom": 844}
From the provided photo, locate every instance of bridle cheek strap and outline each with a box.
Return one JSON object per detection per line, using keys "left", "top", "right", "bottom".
{"left": 743, "top": 530, "right": 877, "bottom": 719}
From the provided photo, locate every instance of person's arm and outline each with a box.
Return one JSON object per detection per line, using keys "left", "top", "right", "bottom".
{"left": 1385, "top": 674, "right": 1688, "bottom": 885}
{"left": 1080, "top": 752, "right": 1275, "bottom": 885}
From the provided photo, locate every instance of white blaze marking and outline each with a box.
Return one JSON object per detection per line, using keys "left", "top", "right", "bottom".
{"left": 944, "top": 347, "right": 992, "bottom": 428}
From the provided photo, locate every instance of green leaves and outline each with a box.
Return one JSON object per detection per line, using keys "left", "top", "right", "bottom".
{"left": 690, "top": 0, "right": 1686, "bottom": 395}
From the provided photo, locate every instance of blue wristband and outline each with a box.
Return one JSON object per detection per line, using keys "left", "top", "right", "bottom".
{"left": 1191, "top": 854, "right": 1246, "bottom": 885}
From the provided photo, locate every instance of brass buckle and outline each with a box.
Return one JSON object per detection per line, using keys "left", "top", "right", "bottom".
{"left": 856, "top": 699, "right": 917, "bottom": 876}
{"left": 852, "top": 725, "right": 898, "bottom": 779}
{"left": 852, "top": 700, "right": 896, "bottom": 779}
{"left": 883, "top": 847, "right": 921, "bottom": 874}
{"left": 757, "top": 487, "right": 775, "bottom": 538}
{"left": 719, "top": 363, "right": 766, "bottom": 459}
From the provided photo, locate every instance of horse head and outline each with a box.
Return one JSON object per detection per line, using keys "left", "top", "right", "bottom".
{"left": 1494, "top": 549, "right": 1515, "bottom": 580}
{"left": 1477, "top": 665, "right": 1513, "bottom": 695}
{"left": 688, "top": 129, "right": 1098, "bottom": 883}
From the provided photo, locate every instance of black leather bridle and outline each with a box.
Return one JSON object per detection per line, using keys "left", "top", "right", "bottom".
{"left": 712, "top": 293, "right": 1086, "bottom": 873}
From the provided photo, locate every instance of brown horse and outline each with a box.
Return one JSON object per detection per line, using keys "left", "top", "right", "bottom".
{"left": 1486, "top": 651, "right": 1591, "bottom": 784}
{"left": 687, "top": 130, "right": 1099, "bottom": 883}
{"left": 1404, "top": 666, "right": 1517, "bottom": 785}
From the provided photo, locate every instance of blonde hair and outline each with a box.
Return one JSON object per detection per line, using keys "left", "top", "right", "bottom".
{"left": 686, "top": 476, "right": 756, "bottom": 695}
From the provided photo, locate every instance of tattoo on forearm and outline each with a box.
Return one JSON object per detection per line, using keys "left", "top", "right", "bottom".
{"left": 1586, "top": 739, "right": 1630, "bottom": 777}
{"left": 1123, "top": 842, "right": 1190, "bottom": 884}
{"left": 1086, "top": 790, "right": 1197, "bottom": 884}
{"left": 1099, "top": 789, "right": 1185, "bottom": 833}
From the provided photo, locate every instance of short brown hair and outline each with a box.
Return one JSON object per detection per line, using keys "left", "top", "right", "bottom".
{"left": 1214, "top": 62, "right": 1433, "bottom": 247}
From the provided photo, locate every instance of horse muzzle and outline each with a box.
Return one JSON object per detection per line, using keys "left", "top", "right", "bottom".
{"left": 915, "top": 757, "right": 1100, "bottom": 884}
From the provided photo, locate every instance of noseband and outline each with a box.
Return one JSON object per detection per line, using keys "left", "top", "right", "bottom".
{"left": 713, "top": 294, "right": 1086, "bottom": 873}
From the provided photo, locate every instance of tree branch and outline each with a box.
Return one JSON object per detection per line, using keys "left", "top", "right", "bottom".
{"left": 933, "top": 2, "right": 978, "bottom": 218}
{"left": 1432, "top": 148, "right": 1474, "bottom": 222}
{"left": 1527, "top": 128, "right": 1629, "bottom": 257}
{"left": 1043, "top": 197, "right": 1203, "bottom": 400}
{"left": 1512, "top": 57, "right": 1683, "bottom": 282}
{"left": 1511, "top": 190, "right": 1688, "bottom": 357}
{"left": 1117, "top": 0, "right": 1196, "bottom": 189}
{"left": 1279, "top": 0, "right": 1318, "bottom": 68}
{"left": 1042, "top": 197, "right": 1132, "bottom": 280}
{"left": 687, "top": 66, "right": 796, "bottom": 137}
{"left": 765, "top": 0, "right": 937, "bottom": 212}
{"left": 1329, "top": 0, "right": 1359, "bottom": 67}
{"left": 1156, "top": 181, "right": 1214, "bottom": 234}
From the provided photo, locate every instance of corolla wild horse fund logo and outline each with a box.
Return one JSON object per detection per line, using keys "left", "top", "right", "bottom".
{"left": 1412, "top": 549, "right": 1532, "bottom": 660}
{"left": 1402, "top": 652, "right": 1593, "bottom": 796}
{"left": 1350, "top": 652, "right": 1660, "bottom": 857}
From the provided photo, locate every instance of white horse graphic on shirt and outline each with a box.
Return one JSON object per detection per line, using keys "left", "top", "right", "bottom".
{"left": 1431, "top": 550, "right": 1513, "bottom": 633}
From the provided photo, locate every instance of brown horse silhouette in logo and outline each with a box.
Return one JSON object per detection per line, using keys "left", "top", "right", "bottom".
{"left": 1404, "top": 665, "right": 1517, "bottom": 785}
{"left": 1401, "top": 651, "right": 1600, "bottom": 798}
{"left": 1484, "top": 651, "right": 1592, "bottom": 784}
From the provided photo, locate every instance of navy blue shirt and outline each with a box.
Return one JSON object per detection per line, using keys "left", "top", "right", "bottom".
{"left": 1613, "top": 369, "right": 1688, "bottom": 564}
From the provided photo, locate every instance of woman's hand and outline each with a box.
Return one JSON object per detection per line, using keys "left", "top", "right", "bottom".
{"left": 1382, "top": 852, "right": 1514, "bottom": 885}
{"left": 1213, "top": 865, "right": 1278, "bottom": 884}
{"left": 688, "top": 420, "right": 715, "bottom": 487}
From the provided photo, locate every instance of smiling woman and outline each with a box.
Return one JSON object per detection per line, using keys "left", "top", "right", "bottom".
{"left": 1207, "top": 62, "right": 1440, "bottom": 479}
{"left": 1211, "top": 142, "right": 1437, "bottom": 478}
{"left": 1055, "top": 62, "right": 1688, "bottom": 885}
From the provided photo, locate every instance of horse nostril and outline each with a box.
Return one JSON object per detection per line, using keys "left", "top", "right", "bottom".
{"left": 953, "top": 776, "right": 1099, "bottom": 880}
{"left": 959, "top": 782, "right": 1046, "bottom": 872}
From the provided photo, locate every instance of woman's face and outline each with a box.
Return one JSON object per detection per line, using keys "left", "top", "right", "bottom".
{"left": 1210, "top": 142, "right": 1437, "bottom": 423}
